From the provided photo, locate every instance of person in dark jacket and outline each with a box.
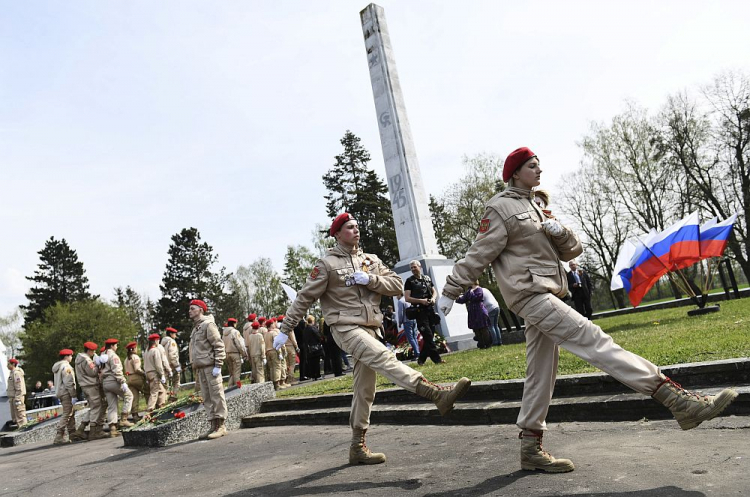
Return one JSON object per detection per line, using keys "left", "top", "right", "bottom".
{"left": 455, "top": 281, "right": 493, "bottom": 349}
{"left": 294, "top": 319, "right": 308, "bottom": 381}
{"left": 304, "top": 316, "right": 325, "bottom": 380}
{"left": 567, "top": 260, "right": 593, "bottom": 319}
{"left": 322, "top": 321, "right": 344, "bottom": 377}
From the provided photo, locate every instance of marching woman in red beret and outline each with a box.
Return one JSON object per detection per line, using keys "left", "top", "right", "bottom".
{"left": 277, "top": 212, "right": 471, "bottom": 465}
{"left": 438, "top": 147, "right": 739, "bottom": 473}
{"left": 52, "top": 349, "right": 77, "bottom": 444}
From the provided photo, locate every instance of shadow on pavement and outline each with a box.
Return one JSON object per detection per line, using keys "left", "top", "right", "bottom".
{"left": 556, "top": 487, "right": 705, "bottom": 497}
{"left": 224, "top": 463, "right": 422, "bottom": 496}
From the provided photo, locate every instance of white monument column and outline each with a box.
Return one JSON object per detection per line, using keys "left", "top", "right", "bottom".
{"left": 360, "top": 3, "right": 473, "bottom": 348}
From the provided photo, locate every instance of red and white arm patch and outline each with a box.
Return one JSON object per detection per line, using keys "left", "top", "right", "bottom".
{"left": 479, "top": 218, "right": 491, "bottom": 234}
{"left": 310, "top": 267, "right": 320, "bottom": 280}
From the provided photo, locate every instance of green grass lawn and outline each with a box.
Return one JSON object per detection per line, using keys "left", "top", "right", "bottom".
{"left": 277, "top": 298, "right": 750, "bottom": 399}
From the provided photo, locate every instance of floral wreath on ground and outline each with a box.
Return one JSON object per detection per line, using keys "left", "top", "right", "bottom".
{"left": 125, "top": 393, "right": 204, "bottom": 430}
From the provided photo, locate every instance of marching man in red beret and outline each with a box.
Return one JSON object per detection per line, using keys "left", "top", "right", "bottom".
{"left": 6, "top": 358, "right": 27, "bottom": 428}
{"left": 188, "top": 299, "right": 228, "bottom": 440}
{"left": 277, "top": 213, "right": 471, "bottom": 465}
{"left": 438, "top": 147, "right": 738, "bottom": 473}
{"left": 161, "top": 328, "right": 181, "bottom": 401}
{"left": 124, "top": 341, "right": 147, "bottom": 422}
{"left": 52, "top": 349, "right": 77, "bottom": 444}
{"left": 243, "top": 320, "right": 266, "bottom": 383}
{"left": 222, "top": 318, "right": 247, "bottom": 386}
{"left": 99, "top": 338, "right": 134, "bottom": 437}
{"left": 72, "top": 341, "right": 104, "bottom": 441}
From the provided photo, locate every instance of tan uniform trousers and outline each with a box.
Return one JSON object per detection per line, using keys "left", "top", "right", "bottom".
{"left": 516, "top": 293, "right": 663, "bottom": 432}
{"left": 103, "top": 378, "right": 134, "bottom": 424}
{"left": 226, "top": 353, "right": 243, "bottom": 386}
{"left": 146, "top": 372, "right": 166, "bottom": 410}
{"left": 10, "top": 395, "right": 26, "bottom": 426}
{"left": 56, "top": 393, "right": 76, "bottom": 434}
{"left": 127, "top": 374, "right": 146, "bottom": 415}
{"left": 192, "top": 366, "right": 201, "bottom": 395}
{"left": 81, "top": 386, "right": 103, "bottom": 426}
{"left": 168, "top": 369, "right": 180, "bottom": 396}
{"left": 330, "top": 325, "right": 423, "bottom": 430}
{"left": 278, "top": 352, "right": 287, "bottom": 382}
{"left": 196, "top": 366, "right": 228, "bottom": 420}
{"left": 97, "top": 385, "right": 108, "bottom": 425}
{"left": 284, "top": 346, "right": 296, "bottom": 383}
{"left": 265, "top": 350, "right": 281, "bottom": 382}
{"left": 250, "top": 355, "right": 265, "bottom": 383}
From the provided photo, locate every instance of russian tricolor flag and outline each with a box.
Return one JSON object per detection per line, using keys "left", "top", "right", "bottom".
{"left": 611, "top": 212, "right": 700, "bottom": 306}
{"left": 699, "top": 213, "right": 738, "bottom": 259}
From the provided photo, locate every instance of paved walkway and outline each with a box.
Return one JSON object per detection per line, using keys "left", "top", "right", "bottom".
{"left": 2, "top": 416, "right": 748, "bottom": 496}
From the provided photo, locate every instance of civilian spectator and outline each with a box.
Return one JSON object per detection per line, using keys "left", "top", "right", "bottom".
{"left": 482, "top": 287, "right": 503, "bottom": 346}
{"left": 456, "top": 281, "right": 493, "bottom": 349}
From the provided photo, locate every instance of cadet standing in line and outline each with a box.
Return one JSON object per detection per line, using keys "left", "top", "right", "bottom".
{"left": 125, "top": 341, "right": 146, "bottom": 422}
{"left": 264, "top": 318, "right": 285, "bottom": 390}
{"left": 188, "top": 299, "right": 228, "bottom": 440}
{"left": 278, "top": 315, "right": 298, "bottom": 386}
{"left": 268, "top": 318, "right": 290, "bottom": 388}
{"left": 72, "top": 342, "right": 104, "bottom": 441}
{"left": 437, "top": 146, "right": 738, "bottom": 473}
{"left": 96, "top": 346, "right": 109, "bottom": 430}
{"left": 242, "top": 313, "right": 257, "bottom": 339}
{"left": 161, "top": 328, "right": 181, "bottom": 400}
{"left": 100, "top": 338, "right": 134, "bottom": 437}
{"left": 144, "top": 333, "right": 167, "bottom": 411}
{"left": 6, "top": 358, "right": 27, "bottom": 428}
{"left": 277, "top": 213, "right": 471, "bottom": 464}
{"left": 52, "top": 349, "right": 77, "bottom": 445}
{"left": 222, "top": 317, "right": 247, "bottom": 385}
{"left": 245, "top": 321, "right": 266, "bottom": 383}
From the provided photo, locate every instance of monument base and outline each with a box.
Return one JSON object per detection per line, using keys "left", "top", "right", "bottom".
{"left": 394, "top": 257, "right": 475, "bottom": 350}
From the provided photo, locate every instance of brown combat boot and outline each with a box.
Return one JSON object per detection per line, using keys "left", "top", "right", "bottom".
{"left": 207, "top": 418, "right": 227, "bottom": 440}
{"left": 199, "top": 419, "right": 216, "bottom": 440}
{"left": 53, "top": 429, "right": 69, "bottom": 445}
{"left": 88, "top": 424, "right": 107, "bottom": 441}
{"left": 273, "top": 381, "right": 280, "bottom": 391}
{"left": 349, "top": 428, "right": 386, "bottom": 465}
{"left": 415, "top": 377, "right": 471, "bottom": 415}
{"left": 109, "top": 424, "right": 120, "bottom": 438}
{"left": 652, "top": 375, "right": 738, "bottom": 430}
{"left": 119, "top": 414, "right": 134, "bottom": 428}
{"left": 519, "top": 430, "right": 575, "bottom": 473}
{"left": 70, "top": 422, "right": 89, "bottom": 442}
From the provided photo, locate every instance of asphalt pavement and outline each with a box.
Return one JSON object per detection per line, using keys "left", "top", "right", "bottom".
{"left": 1, "top": 416, "right": 748, "bottom": 496}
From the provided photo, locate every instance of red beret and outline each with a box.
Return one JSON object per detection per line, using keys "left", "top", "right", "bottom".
{"left": 100, "top": 346, "right": 106, "bottom": 353}
{"left": 227, "top": 318, "right": 237, "bottom": 324}
{"left": 59, "top": 349, "right": 74, "bottom": 356}
{"left": 251, "top": 321, "right": 260, "bottom": 329}
{"left": 83, "top": 341, "right": 98, "bottom": 351}
{"left": 148, "top": 333, "right": 161, "bottom": 341}
{"left": 190, "top": 299, "right": 208, "bottom": 312}
{"left": 329, "top": 212, "right": 355, "bottom": 236}
{"left": 247, "top": 313, "right": 257, "bottom": 321}
{"left": 104, "top": 338, "right": 119, "bottom": 345}
{"left": 267, "top": 317, "right": 276, "bottom": 323}
{"left": 277, "top": 315, "right": 285, "bottom": 322}
{"left": 126, "top": 342, "right": 137, "bottom": 349}
{"left": 503, "top": 147, "right": 537, "bottom": 182}
{"left": 165, "top": 327, "right": 178, "bottom": 333}
{"left": 258, "top": 316, "right": 266, "bottom": 323}
{"left": 9, "top": 358, "right": 19, "bottom": 365}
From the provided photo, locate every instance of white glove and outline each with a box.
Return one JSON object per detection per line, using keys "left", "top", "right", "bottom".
{"left": 438, "top": 295, "right": 455, "bottom": 316}
{"left": 15, "top": 400, "right": 21, "bottom": 406}
{"left": 263, "top": 358, "right": 267, "bottom": 366}
{"left": 175, "top": 366, "right": 182, "bottom": 373}
{"left": 94, "top": 355, "right": 102, "bottom": 366}
{"left": 273, "top": 333, "right": 288, "bottom": 350}
{"left": 160, "top": 375, "right": 166, "bottom": 384}
{"left": 98, "top": 353, "right": 109, "bottom": 364}
{"left": 120, "top": 383, "right": 129, "bottom": 393}
{"left": 212, "top": 367, "right": 221, "bottom": 377}
{"left": 352, "top": 271, "right": 371, "bottom": 285}
{"left": 541, "top": 219, "right": 564, "bottom": 237}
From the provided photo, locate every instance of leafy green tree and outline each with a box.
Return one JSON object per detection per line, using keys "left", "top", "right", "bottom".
{"left": 245, "top": 258, "right": 287, "bottom": 318}
{"left": 282, "top": 245, "right": 321, "bottom": 318}
{"left": 113, "top": 286, "right": 157, "bottom": 350}
{"left": 0, "top": 307, "right": 24, "bottom": 358}
{"left": 323, "top": 130, "right": 399, "bottom": 266}
{"left": 155, "top": 228, "right": 236, "bottom": 357}
{"left": 22, "top": 237, "right": 93, "bottom": 326}
{"left": 19, "top": 300, "right": 139, "bottom": 384}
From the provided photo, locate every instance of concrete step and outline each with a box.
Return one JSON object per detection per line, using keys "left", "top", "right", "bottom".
{"left": 243, "top": 385, "right": 750, "bottom": 428}
{"left": 260, "top": 358, "right": 750, "bottom": 413}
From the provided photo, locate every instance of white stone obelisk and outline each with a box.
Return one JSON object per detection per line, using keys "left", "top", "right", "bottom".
{"left": 360, "top": 3, "right": 472, "bottom": 348}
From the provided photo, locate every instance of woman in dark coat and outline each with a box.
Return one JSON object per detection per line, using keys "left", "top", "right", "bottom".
{"left": 304, "top": 315, "right": 325, "bottom": 380}
{"left": 455, "top": 281, "right": 493, "bottom": 349}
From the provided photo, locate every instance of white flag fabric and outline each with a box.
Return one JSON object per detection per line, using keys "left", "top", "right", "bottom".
{"left": 280, "top": 283, "right": 297, "bottom": 303}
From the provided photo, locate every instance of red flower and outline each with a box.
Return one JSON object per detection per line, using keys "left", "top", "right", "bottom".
{"left": 54, "top": 412, "right": 59, "bottom": 417}
{"left": 236, "top": 381, "right": 242, "bottom": 388}
{"left": 174, "top": 412, "right": 186, "bottom": 419}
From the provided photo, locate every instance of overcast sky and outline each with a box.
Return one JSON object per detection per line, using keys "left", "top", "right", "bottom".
{"left": 2, "top": 0, "right": 749, "bottom": 317}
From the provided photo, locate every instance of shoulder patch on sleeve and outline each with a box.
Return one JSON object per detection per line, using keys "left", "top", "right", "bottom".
{"left": 479, "top": 218, "right": 491, "bottom": 234}
{"left": 310, "top": 267, "right": 320, "bottom": 279}
{"left": 89, "top": 362, "right": 95, "bottom": 369}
